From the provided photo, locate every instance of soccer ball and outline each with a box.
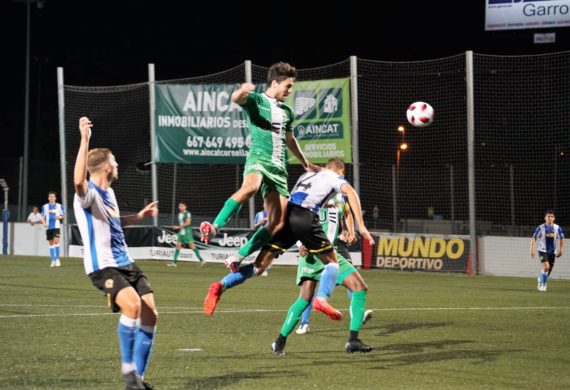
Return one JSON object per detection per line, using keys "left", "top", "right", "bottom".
{"left": 406, "top": 101, "right": 434, "bottom": 127}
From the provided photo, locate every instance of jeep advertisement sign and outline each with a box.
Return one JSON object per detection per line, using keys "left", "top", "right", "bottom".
{"left": 68, "top": 225, "right": 349, "bottom": 266}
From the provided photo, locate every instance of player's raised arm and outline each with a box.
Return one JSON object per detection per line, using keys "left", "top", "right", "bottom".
{"left": 74, "top": 117, "right": 93, "bottom": 197}
{"left": 231, "top": 83, "right": 255, "bottom": 105}
{"left": 340, "top": 183, "right": 374, "bottom": 245}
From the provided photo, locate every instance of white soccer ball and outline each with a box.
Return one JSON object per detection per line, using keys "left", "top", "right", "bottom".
{"left": 406, "top": 101, "right": 434, "bottom": 127}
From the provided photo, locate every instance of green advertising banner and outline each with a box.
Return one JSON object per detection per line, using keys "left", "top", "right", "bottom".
{"left": 154, "top": 79, "right": 351, "bottom": 164}
{"left": 286, "top": 78, "right": 352, "bottom": 163}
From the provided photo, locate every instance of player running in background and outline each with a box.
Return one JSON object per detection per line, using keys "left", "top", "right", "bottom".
{"left": 73, "top": 116, "right": 159, "bottom": 390}
{"left": 530, "top": 210, "right": 564, "bottom": 292}
{"left": 41, "top": 191, "right": 65, "bottom": 267}
{"left": 204, "top": 158, "right": 375, "bottom": 327}
{"left": 199, "top": 62, "right": 319, "bottom": 266}
{"left": 168, "top": 201, "right": 204, "bottom": 267}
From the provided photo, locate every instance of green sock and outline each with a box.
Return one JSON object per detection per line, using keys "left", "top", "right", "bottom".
{"left": 280, "top": 296, "right": 310, "bottom": 337}
{"left": 213, "top": 198, "right": 242, "bottom": 229}
{"left": 349, "top": 290, "right": 367, "bottom": 332}
{"left": 238, "top": 227, "right": 272, "bottom": 257}
{"left": 193, "top": 248, "right": 203, "bottom": 261}
{"left": 173, "top": 248, "right": 180, "bottom": 263}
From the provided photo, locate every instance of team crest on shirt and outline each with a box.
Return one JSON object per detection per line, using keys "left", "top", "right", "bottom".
{"left": 105, "top": 279, "right": 114, "bottom": 289}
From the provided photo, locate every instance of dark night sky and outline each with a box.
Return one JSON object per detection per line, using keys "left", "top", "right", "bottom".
{"left": 2, "top": 1, "right": 570, "bottom": 160}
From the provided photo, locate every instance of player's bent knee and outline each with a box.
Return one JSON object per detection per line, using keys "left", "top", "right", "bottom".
{"left": 119, "top": 299, "right": 142, "bottom": 317}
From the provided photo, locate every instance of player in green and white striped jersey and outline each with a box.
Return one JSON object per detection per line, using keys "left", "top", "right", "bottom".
{"left": 200, "top": 62, "right": 319, "bottom": 266}
{"left": 168, "top": 202, "right": 203, "bottom": 267}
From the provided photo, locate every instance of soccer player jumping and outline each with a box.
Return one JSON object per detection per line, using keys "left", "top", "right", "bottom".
{"left": 199, "top": 62, "right": 319, "bottom": 266}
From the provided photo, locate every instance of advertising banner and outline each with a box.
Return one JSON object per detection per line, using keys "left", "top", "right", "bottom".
{"left": 485, "top": 0, "right": 570, "bottom": 31}
{"left": 286, "top": 78, "right": 352, "bottom": 163}
{"left": 69, "top": 225, "right": 362, "bottom": 266}
{"left": 154, "top": 79, "right": 351, "bottom": 164}
{"left": 372, "top": 233, "right": 470, "bottom": 273}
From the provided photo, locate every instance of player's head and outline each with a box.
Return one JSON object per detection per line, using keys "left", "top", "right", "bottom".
{"left": 325, "top": 157, "right": 345, "bottom": 177}
{"left": 267, "top": 62, "right": 297, "bottom": 102}
{"left": 544, "top": 210, "right": 555, "bottom": 224}
{"left": 178, "top": 202, "right": 187, "bottom": 212}
{"left": 47, "top": 191, "right": 57, "bottom": 203}
{"left": 87, "top": 148, "right": 118, "bottom": 183}
{"left": 32, "top": 205, "right": 39, "bottom": 213}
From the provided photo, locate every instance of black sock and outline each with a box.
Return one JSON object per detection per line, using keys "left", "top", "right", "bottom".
{"left": 277, "top": 334, "right": 287, "bottom": 344}
{"left": 349, "top": 331, "right": 359, "bottom": 342}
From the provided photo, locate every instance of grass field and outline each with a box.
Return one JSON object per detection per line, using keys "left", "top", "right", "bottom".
{"left": 1, "top": 256, "right": 569, "bottom": 390}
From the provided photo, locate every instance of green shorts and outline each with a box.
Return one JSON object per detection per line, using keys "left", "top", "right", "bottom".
{"left": 177, "top": 232, "right": 194, "bottom": 246}
{"left": 244, "top": 158, "right": 289, "bottom": 198}
{"left": 296, "top": 251, "right": 356, "bottom": 286}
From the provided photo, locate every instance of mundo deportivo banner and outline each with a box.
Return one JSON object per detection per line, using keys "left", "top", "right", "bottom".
{"left": 154, "top": 79, "right": 352, "bottom": 164}
{"left": 372, "top": 233, "right": 471, "bottom": 273}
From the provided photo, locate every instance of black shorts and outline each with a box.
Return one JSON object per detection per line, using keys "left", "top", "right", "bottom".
{"left": 538, "top": 251, "right": 556, "bottom": 265}
{"left": 89, "top": 263, "right": 153, "bottom": 313}
{"left": 46, "top": 228, "right": 60, "bottom": 241}
{"left": 265, "top": 205, "right": 333, "bottom": 257}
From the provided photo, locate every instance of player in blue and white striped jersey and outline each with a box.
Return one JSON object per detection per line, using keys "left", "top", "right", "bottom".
{"left": 530, "top": 210, "right": 564, "bottom": 292}
{"left": 41, "top": 191, "right": 65, "bottom": 267}
{"left": 73, "top": 116, "right": 159, "bottom": 390}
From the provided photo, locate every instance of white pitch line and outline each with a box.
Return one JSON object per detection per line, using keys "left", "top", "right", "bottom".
{"left": 177, "top": 348, "right": 202, "bottom": 352}
{"left": 0, "top": 304, "right": 108, "bottom": 308}
{"left": 0, "top": 306, "right": 568, "bottom": 319}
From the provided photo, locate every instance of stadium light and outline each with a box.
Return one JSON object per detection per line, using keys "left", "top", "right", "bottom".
{"left": 394, "top": 125, "right": 408, "bottom": 233}
{"left": 11, "top": 0, "right": 45, "bottom": 221}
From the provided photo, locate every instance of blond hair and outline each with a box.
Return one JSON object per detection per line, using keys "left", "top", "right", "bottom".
{"left": 87, "top": 148, "right": 113, "bottom": 174}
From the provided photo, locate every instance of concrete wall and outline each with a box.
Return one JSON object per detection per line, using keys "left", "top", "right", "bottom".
{"left": 479, "top": 236, "right": 569, "bottom": 279}
{"left": 8, "top": 222, "right": 66, "bottom": 257}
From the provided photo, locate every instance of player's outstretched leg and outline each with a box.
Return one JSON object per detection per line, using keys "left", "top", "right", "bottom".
{"left": 313, "top": 262, "right": 342, "bottom": 320}
{"left": 203, "top": 264, "right": 257, "bottom": 316}
{"left": 203, "top": 282, "right": 223, "bottom": 316}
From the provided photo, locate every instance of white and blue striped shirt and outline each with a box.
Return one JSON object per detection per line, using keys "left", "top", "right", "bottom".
{"left": 533, "top": 223, "right": 564, "bottom": 255}
{"left": 289, "top": 169, "right": 348, "bottom": 214}
{"left": 74, "top": 181, "right": 133, "bottom": 274}
{"left": 41, "top": 202, "right": 64, "bottom": 229}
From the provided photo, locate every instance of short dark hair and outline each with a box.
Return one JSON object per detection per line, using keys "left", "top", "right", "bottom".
{"left": 544, "top": 210, "right": 555, "bottom": 217}
{"left": 48, "top": 191, "right": 57, "bottom": 196}
{"left": 325, "top": 157, "right": 345, "bottom": 172}
{"left": 267, "top": 62, "right": 297, "bottom": 84}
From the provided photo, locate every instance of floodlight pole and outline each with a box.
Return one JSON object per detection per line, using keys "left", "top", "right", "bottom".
{"left": 1, "top": 179, "right": 9, "bottom": 255}
{"left": 20, "top": 0, "right": 31, "bottom": 222}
